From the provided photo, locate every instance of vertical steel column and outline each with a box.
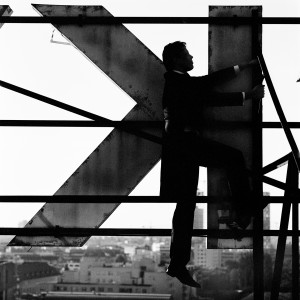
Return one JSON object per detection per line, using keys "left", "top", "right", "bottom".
{"left": 270, "top": 158, "right": 297, "bottom": 300}
{"left": 292, "top": 180, "right": 299, "bottom": 299}
{"left": 251, "top": 9, "right": 264, "bottom": 300}
{"left": 207, "top": 6, "right": 261, "bottom": 250}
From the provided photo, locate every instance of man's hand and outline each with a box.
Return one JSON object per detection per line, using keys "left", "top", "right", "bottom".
{"left": 239, "top": 58, "right": 259, "bottom": 71}
{"left": 246, "top": 84, "right": 265, "bottom": 100}
{"left": 249, "top": 58, "right": 259, "bottom": 67}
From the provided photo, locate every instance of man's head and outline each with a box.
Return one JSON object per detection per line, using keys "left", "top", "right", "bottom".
{"left": 162, "top": 41, "right": 194, "bottom": 72}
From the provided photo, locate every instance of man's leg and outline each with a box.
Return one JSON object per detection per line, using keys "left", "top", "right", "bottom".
{"left": 164, "top": 136, "right": 201, "bottom": 287}
{"left": 170, "top": 201, "right": 196, "bottom": 266}
{"left": 192, "top": 137, "right": 253, "bottom": 227}
{"left": 169, "top": 158, "right": 199, "bottom": 266}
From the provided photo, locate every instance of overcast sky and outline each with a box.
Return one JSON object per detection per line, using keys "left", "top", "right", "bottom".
{"left": 0, "top": 0, "right": 299, "bottom": 241}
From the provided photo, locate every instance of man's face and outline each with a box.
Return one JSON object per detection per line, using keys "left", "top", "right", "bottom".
{"left": 175, "top": 47, "right": 194, "bottom": 72}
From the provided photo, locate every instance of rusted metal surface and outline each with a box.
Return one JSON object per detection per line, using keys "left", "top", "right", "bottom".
{"left": 9, "top": 203, "right": 119, "bottom": 246}
{"left": 207, "top": 6, "right": 262, "bottom": 249}
{"left": 0, "top": 5, "right": 12, "bottom": 28}
{"left": 10, "top": 5, "right": 165, "bottom": 246}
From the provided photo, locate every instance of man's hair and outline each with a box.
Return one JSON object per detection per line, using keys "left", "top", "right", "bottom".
{"left": 162, "top": 41, "right": 186, "bottom": 71}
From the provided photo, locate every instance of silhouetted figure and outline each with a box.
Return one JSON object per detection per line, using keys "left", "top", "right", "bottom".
{"left": 160, "top": 41, "right": 265, "bottom": 288}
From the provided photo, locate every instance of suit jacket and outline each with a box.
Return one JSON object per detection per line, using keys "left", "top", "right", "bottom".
{"left": 162, "top": 67, "right": 244, "bottom": 135}
{"left": 160, "top": 66, "right": 244, "bottom": 197}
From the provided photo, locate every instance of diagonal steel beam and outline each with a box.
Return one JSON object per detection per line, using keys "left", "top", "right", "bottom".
{"left": 257, "top": 48, "right": 300, "bottom": 171}
{"left": 10, "top": 5, "right": 165, "bottom": 246}
{"left": 262, "top": 152, "right": 292, "bottom": 175}
{"left": 0, "top": 5, "right": 12, "bottom": 28}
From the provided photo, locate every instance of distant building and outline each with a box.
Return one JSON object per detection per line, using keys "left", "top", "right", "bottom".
{"left": 0, "top": 262, "right": 16, "bottom": 300}
{"left": 32, "top": 291, "right": 173, "bottom": 299}
{"left": 68, "top": 248, "right": 86, "bottom": 263}
{"left": 17, "top": 261, "right": 61, "bottom": 295}
{"left": 59, "top": 253, "right": 185, "bottom": 300}
{"left": 159, "top": 244, "right": 170, "bottom": 266}
{"left": 133, "top": 245, "right": 157, "bottom": 263}
{"left": 193, "top": 207, "right": 204, "bottom": 230}
{"left": 0, "top": 261, "right": 61, "bottom": 299}
{"left": 65, "top": 262, "right": 80, "bottom": 271}
{"left": 193, "top": 246, "right": 243, "bottom": 269}
{"left": 263, "top": 192, "right": 271, "bottom": 249}
{"left": 55, "top": 282, "right": 153, "bottom": 294}
{"left": 193, "top": 243, "right": 207, "bottom": 268}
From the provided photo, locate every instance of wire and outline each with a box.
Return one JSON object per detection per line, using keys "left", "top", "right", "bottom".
{"left": 50, "top": 29, "right": 70, "bottom": 46}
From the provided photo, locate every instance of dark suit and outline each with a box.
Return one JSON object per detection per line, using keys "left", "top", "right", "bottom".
{"left": 160, "top": 67, "right": 251, "bottom": 267}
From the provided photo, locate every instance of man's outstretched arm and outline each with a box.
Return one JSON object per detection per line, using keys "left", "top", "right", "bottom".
{"left": 198, "top": 59, "right": 259, "bottom": 87}
{"left": 204, "top": 83, "right": 265, "bottom": 106}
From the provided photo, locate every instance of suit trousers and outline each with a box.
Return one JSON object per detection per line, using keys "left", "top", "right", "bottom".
{"left": 162, "top": 132, "right": 252, "bottom": 266}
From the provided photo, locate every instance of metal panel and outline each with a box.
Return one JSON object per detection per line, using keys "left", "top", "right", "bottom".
{"left": 9, "top": 5, "right": 165, "bottom": 246}
{"left": 207, "top": 6, "right": 262, "bottom": 249}
{"left": 0, "top": 5, "right": 12, "bottom": 28}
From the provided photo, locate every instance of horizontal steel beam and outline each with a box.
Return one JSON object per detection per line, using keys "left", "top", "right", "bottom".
{"left": 263, "top": 122, "right": 300, "bottom": 129}
{"left": 2, "top": 120, "right": 300, "bottom": 128}
{"left": 0, "top": 80, "right": 161, "bottom": 144}
{"left": 0, "top": 195, "right": 298, "bottom": 203}
{"left": 0, "top": 16, "right": 300, "bottom": 24}
{"left": 0, "top": 120, "right": 162, "bottom": 128}
{"left": 0, "top": 228, "right": 298, "bottom": 237}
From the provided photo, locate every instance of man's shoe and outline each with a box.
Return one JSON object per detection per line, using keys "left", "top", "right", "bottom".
{"left": 234, "top": 215, "right": 252, "bottom": 230}
{"left": 166, "top": 265, "right": 201, "bottom": 288}
{"left": 226, "top": 221, "right": 244, "bottom": 241}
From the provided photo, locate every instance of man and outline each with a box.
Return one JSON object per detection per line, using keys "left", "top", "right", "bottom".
{"left": 160, "top": 41, "right": 265, "bottom": 288}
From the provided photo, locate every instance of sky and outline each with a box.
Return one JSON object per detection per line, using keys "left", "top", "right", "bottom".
{"left": 0, "top": 0, "right": 299, "bottom": 244}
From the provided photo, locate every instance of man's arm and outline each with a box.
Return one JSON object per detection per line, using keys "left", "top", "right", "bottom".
{"left": 197, "top": 59, "right": 259, "bottom": 87}
{"left": 205, "top": 84, "right": 265, "bottom": 107}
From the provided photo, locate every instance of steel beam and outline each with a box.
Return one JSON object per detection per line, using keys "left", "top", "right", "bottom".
{"left": 251, "top": 9, "right": 264, "bottom": 299}
{"left": 292, "top": 187, "right": 299, "bottom": 299}
{"left": 257, "top": 48, "right": 300, "bottom": 171}
{"left": 0, "top": 16, "right": 300, "bottom": 24}
{"left": 0, "top": 228, "right": 299, "bottom": 241}
{"left": 0, "top": 195, "right": 299, "bottom": 203}
{"left": 207, "top": 6, "right": 262, "bottom": 249}
{"left": 0, "top": 80, "right": 161, "bottom": 144}
{"left": 3, "top": 228, "right": 299, "bottom": 239}
{"left": 262, "top": 152, "right": 292, "bottom": 175}
{"left": 10, "top": 5, "right": 165, "bottom": 246}
{"left": 270, "top": 158, "right": 298, "bottom": 300}
{"left": 0, "top": 5, "right": 12, "bottom": 28}
{"left": 3, "top": 120, "right": 300, "bottom": 128}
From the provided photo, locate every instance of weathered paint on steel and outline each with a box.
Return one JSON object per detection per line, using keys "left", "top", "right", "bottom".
{"left": 9, "top": 203, "right": 120, "bottom": 246}
{"left": 0, "top": 5, "right": 13, "bottom": 28}
{"left": 207, "top": 6, "right": 262, "bottom": 249}
{"left": 9, "top": 5, "right": 165, "bottom": 246}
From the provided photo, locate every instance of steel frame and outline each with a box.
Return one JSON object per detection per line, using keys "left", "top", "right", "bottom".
{"left": 0, "top": 16, "right": 300, "bottom": 24}
{"left": 1, "top": 11, "right": 300, "bottom": 300}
